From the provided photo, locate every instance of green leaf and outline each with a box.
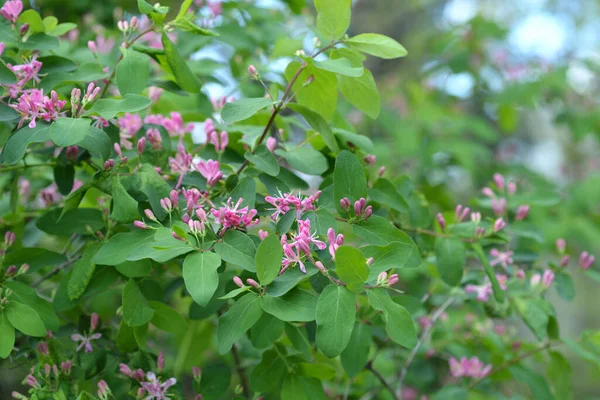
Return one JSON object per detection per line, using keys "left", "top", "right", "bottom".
{"left": 288, "top": 103, "right": 339, "bottom": 153}
{"left": 333, "top": 128, "right": 374, "bottom": 152}
{"left": 229, "top": 176, "right": 256, "bottom": 209}
{"left": 341, "top": 323, "right": 371, "bottom": 377}
{"left": 162, "top": 33, "right": 201, "bottom": 93}
{"left": 77, "top": 127, "right": 112, "bottom": 161}
{"left": 18, "top": 33, "right": 59, "bottom": 51}
{"left": 268, "top": 266, "right": 319, "bottom": 297}
{"left": 138, "top": 163, "right": 173, "bottom": 219}
{"left": 0, "top": 62, "right": 16, "bottom": 84}
{"left": 53, "top": 164, "right": 75, "bottom": 195}
{"left": 281, "top": 375, "right": 327, "bottom": 400}
{"left": 361, "top": 243, "right": 419, "bottom": 280}
{"left": 171, "top": 17, "right": 218, "bottom": 36}
{"left": 134, "top": 324, "right": 148, "bottom": 351}
{"left": 434, "top": 237, "right": 465, "bottom": 287}
{"left": 0, "top": 312, "right": 15, "bottom": 358}
{"left": 298, "top": 363, "right": 337, "bottom": 380}
{"left": 218, "top": 286, "right": 251, "bottom": 300}
{"left": 216, "top": 293, "right": 263, "bottom": 354}
{"left": 314, "top": 58, "right": 364, "bottom": 77}
{"left": 250, "top": 313, "right": 284, "bottom": 349}
{"left": 245, "top": 145, "right": 280, "bottom": 176}
{"left": 5, "top": 301, "right": 47, "bottom": 337}
{"left": 0, "top": 103, "right": 18, "bottom": 121}
{"left": 110, "top": 177, "right": 139, "bottom": 223}
{"left": 515, "top": 298, "right": 553, "bottom": 341}
{"left": 94, "top": 230, "right": 154, "bottom": 265}
{"left": 315, "top": 285, "right": 356, "bottom": 357}
{"left": 37, "top": 208, "right": 104, "bottom": 236}
{"left": 117, "top": 49, "right": 150, "bottom": 95}
{"left": 3, "top": 281, "right": 59, "bottom": 332}
{"left": 149, "top": 301, "right": 187, "bottom": 334}
{"left": 38, "top": 56, "right": 77, "bottom": 74}
{"left": 214, "top": 230, "right": 257, "bottom": 272}
{"left": 348, "top": 33, "right": 408, "bottom": 59}
{"left": 554, "top": 272, "right": 575, "bottom": 301}
{"left": 47, "top": 22, "right": 77, "bottom": 37}
{"left": 285, "top": 324, "right": 311, "bottom": 359}
{"left": 314, "top": 0, "right": 351, "bottom": 40}
{"left": 183, "top": 251, "right": 222, "bottom": 307}
{"left": 85, "top": 94, "right": 152, "bottom": 119}
{"left": 333, "top": 150, "right": 367, "bottom": 211}
{"left": 251, "top": 349, "right": 288, "bottom": 392}
{"left": 177, "top": 0, "right": 193, "bottom": 19}
{"left": 285, "top": 62, "right": 337, "bottom": 121}
{"left": 509, "top": 365, "right": 555, "bottom": 400}
{"left": 114, "top": 260, "right": 153, "bottom": 278}
{"left": 367, "top": 288, "right": 417, "bottom": 348}
{"left": 50, "top": 118, "right": 91, "bottom": 147}
{"left": 221, "top": 98, "right": 273, "bottom": 123}
{"left": 127, "top": 228, "right": 194, "bottom": 262}
{"left": 275, "top": 147, "right": 329, "bottom": 175}
{"left": 68, "top": 243, "right": 100, "bottom": 300}
{"left": 335, "top": 246, "right": 368, "bottom": 293}
{"left": 122, "top": 279, "right": 155, "bottom": 327}
{"left": 262, "top": 288, "right": 318, "bottom": 322}
{"left": 547, "top": 351, "right": 572, "bottom": 399}
{"left": 17, "top": 9, "right": 44, "bottom": 34}
{"left": 255, "top": 234, "right": 283, "bottom": 286}
{"left": 369, "top": 179, "right": 408, "bottom": 212}
{"left": 116, "top": 320, "right": 138, "bottom": 353}
{"left": 1, "top": 123, "right": 51, "bottom": 164}
{"left": 305, "top": 210, "right": 337, "bottom": 236}
{"left": 339, "top": 68, "right": 380, "bottom": 118}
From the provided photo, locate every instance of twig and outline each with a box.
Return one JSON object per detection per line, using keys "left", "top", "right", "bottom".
{"left": 366, "top": 361, "right": 397, "bottom": 400}
{"left": 397, "top": 298, "right": 455, "bottom": 393}
{"left": 0, "top": 162, "right": 57, "bottom": 172}
{"left": 231, "top": 344, "right": 251, "bottom": 399}
{"left": 236, "top": 41, "right": 342, "bottom": 175}
{"left": 467, "top": 341, "right": 562, "bottom": 389}
{"left": 99, "top": 27, "right": 155, "bottom": 98}
{"left": 32, "top": 256, "right": 81, "bottom": 287}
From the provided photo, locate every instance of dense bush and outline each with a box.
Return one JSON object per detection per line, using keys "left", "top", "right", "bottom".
{"left": 0, "top": 0, "right": 598, "bottom": 399}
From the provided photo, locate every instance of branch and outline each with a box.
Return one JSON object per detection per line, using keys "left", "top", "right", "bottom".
{"left": 366, "top": 361, "right": 397, "bottom": 400}
{"left": 231, "top": 344, "right": 251, "bottom": 399}
{"left": 397, "top": 298, "right": 455, "bottom": 392}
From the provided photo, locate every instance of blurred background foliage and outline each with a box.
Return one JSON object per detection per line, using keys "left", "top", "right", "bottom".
{"left": 3, "top": 0, "right": 600, "bottom": 397}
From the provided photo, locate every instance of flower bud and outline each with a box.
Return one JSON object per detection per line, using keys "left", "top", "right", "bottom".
{"left": 137, "top": 137, "right": 146, "bottom": 156}
{"left": 246, "top": 278, "right": 260, "bottom": 289}
{"left": 471, "top": 212, "right": 481, "bottom": 223}
{"left": 515, "top": 204, "right": 529, "bottom": 221}
{"left": 314, "top": 261, "right": 327, "bottom": 274}
{"left": 387, "top": 274, "right": 399, "bottom": 286}
{"left": 530, "top": 273, "right": 541, "bottom": 287}
{"left": 541, "top": 269, "right": 554, "bottom": 288}
{"left": 19, "top": 23, "right": 29, "bottom": 36}
{"left": 90, "top": 313, "right": 99, "bottom": 331}
{"left": 88, "top": 40, "right": 98, "bottom": 53}
{"left": 18, "top": 263, "right": 29, "bottom": 274}
{"left": 436, "top": 213, "right": 446, "bottom": 232}
{"left": 516, "top": 269, "right": 526, "bottom": 280}
{"left": 4, "top": 231, "right": 15, "bottom": 247}
{"left": 266, "top": 137, "right": 277, "bottom": 152}
{"left": 378, "top": 166, "right": 386, "bottom": 177}
{"left": 248, "top": 65, "right": 259, "bottom": 79}
{"left": 0, "top": 43, "right": 4, "bottom": 57}
{"left": 258, "top": 230, "right": 269, "bottom": 241}
{"left": 160, "top": 198, "right": 172, "bottom": 213}
{"left": 340, "top": 197, "right": 351, "bottom": 210}
{"left": 493, "top": 218, "right": 505, "bottom": 232}
{"left": 5, "top": 265, "right": 17, "bottom": 277}
{"left": 134, "top": 220, "right": 149, "bottom": 229}
{"left": 66, "top": 146, "right": 79, "bottom": 161}
{"left": 119, "top": 363, "right": 133, "bottom": 377}
{"left": 103, "top": 159, "right": 115, "bottom": 171}
{"left": 366, "top": 257, "right": 374, "bottom": 266}
{"left": 507, "top": 181, "right": 517, "bottom": 195}
{"left": 364, "top": 154, "right": 376, "bottom": 165}
{"left": 364, "top": 205, "right": 373, "bottom": 219}
{"left": 170, "top": 190, "right": 179, "bottom": 208}
{"left": 579, "top": 251, "right": 595, "bottom": 270}
{"left": 114, "top": 142, "right": 123, "bottom": 159}
{"left": 556, "top": 238, "right": 566, "bottom": 254}
{"left": 493, "top": 173, "right": 504, "bottom": 190}
{"left": 130, "top": 16, "right": 139, "bottom": 30}
{"left": 157, "top": 352, "right": 164, "bottom": 372}
{"left": 560, "top": 255, "right": 569, "bottom": 267}
{"left": 481, "top": 187, "right": 494, "bottom": 197}
{"left": 492, "top": 198, "right": 506, "bottom": 216}
{"left": 192, "top": 366, "right": 202, "bottom": 382}
{"left": 37, "top": 342, "right": 49, "bottom": 356}
{"left": 377, "top": 271, "right": 388, "bottom": 284}
{"left": 233, "top": 276, "right": 244, "bottom": 288}
{"left": 144, "top": 209, "right": 157, "bottom": 221}
{"left": 172, "top": 232, "right": 185, "bottom": 242}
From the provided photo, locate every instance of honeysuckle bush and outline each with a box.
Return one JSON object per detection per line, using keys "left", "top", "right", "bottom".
{"left": 0, "top": 0, "right": 599, "bottom": 399}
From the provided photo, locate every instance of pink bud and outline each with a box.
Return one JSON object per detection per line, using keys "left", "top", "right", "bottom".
{"left": 144, "top": 209, "right": 157, "bottom": 221}
{"left": 233, "top": 276, "right": 244, "bottom": 288}
{"left": 37, "top": 342, "right": 49, "bottom": 356}
{"left": 88, "top": 40, "right": 98, "bottom": 53}
{"left": 377, "top": 271, "right": 388, "bottom": 283}
{"left": 192, "top": 366, "right": 202, "bottom": 381}
{"left": 97, "top": 380, "right": 110, "bottom": 397}
{"left": 157, "top": 352, "right": 164, "bottom": 372}
{"left": 170, "top": 190, "right": 179, "bottom": 208}
{"left": 542, "top": 269, "right": 554, "bottom": 288}
{"left": 172, "top": 232, "right": 185, "bottom": 242}
{"left": 103, "top": 159, "right": 115, "bottom": 171}
{"left": 436, "top": 213, "right": 446, "bottom": 232}
{"left": 366, "top": 257, "right": 374, "bottom": 266}
{"left": 44, "top": 364, "right": 51, "bottom": 375}
{"left": 248, "top": 65, "right": 258, "bottom": 78}
{"left": 492, "top": 198, "right": 506, "bottom": 216}
{"left": 90, "top": 313, "right": 99, "bottom": 331}
{"left": 364, "top": 154, "right": 376, "bottom": 165}
{"left": 378, "top": 166, "right": 386, "bottom": 177}
{"left": 18, "top": 263, "right": 29, "bottom": 274}
{"left": 130, "top": 16, "right": 139, "bottom": 30}
{"left": 579, "top": 251, "right": 595, "bottom": 270}
{"left": 4, "top": 231, "right": 15, "bottom": 247}
{"left": 493, "top": 218, "right": 505, "bottom": 232}
{"left": 113, "top": 143, "right": 123, "bottom": 158}
{"left": 482, "top": 187, "right": 495, "bottom": 197}
{"left": 493, "top": 173, "right": 504, "bottom": 190}
{"left": 19, "top": 23, "right": 29, "bottom": 36}
{"left": 530, "top": 273, "right": 541, "bottom": 286}
{"left": 0, "top": 43, "right": 4, "bottom": 57}
{"left": 515, "top": 269, "right": 526, "bottom": 280}
{"left": 315, "top": 261, "right": 327, "bottom": 274}
{"left": 5, "top": 265, "right": 17, "bottom": 277}
{"left": 556, "top": 238, "right": 566, "bottom": 254}
{"left": 515, "top": 204, "right": 529, "bottom": 221}
{"left": 507, "top": 181, "right": 517, "bottom": 195}
{"left": 61, "top": 360, "right": 73, "bottom": 374}
{"left": 133, "top": 220, "right": 149, "bottom": 229}
{"left": 246, "top": 278, "right": 260, "bottom": 289}
{"left": 471, "top": 212, "right": 481, "bottom": 223}
{"left": 160, "top": 198, "right": 172, "bottom": 212}
{"left": 364, "top": 205, "right": 373, "bottom": 219}
{"left": 387, "top": 274, "right": 399, "bottom": 286}
{"left": 340, "top": 197, "right": 351, "bottom": 210}
{"left": 119, "top": 363, "right": 133, "bottom": 377}
{"left": 219, "top": 131, "right": 229, "bottom": 152}
{"left": 266, "top": 137, "right": 277, "bottom": 152}
{"left": 258, "top": 230, "right": 269, "bottom": 240}
{"left": 137, "top": 137, "right": 146, "bottom": 156}
{"left": 66, "top": 146, "right": 79, "bottom": 161}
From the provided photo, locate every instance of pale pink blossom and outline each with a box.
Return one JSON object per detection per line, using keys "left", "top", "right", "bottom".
{"left": 211, "top": 198, "right": 258, "bottom": 232}
{"left": 194, "top": 159, "right": 223, "bottom": 187}
{"left": 71, "top": 332, "right": 102, "bottom": 353}
{"left": 489, "top": 248, "right": 514, "bottom": 269}
{"left": 449, "top": 356, "right": 492, "bottom": 379}
{"left": 1, "top": 0, "right": 23, "bottom": 23}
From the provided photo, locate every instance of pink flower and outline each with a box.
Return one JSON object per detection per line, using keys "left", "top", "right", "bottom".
{"left": 436, "top": 213, "right": 446, "bottom": 232}
{"left": 455, "top": 204, "right": 470, "bottom": 223}
{"left": 556, "top": 238, "right": 566, "bottom": 254}
{"left": 10, "top": 89, "right": 66, "bottom": 128}
{"left": 258, "top": 230, "right": 269, "bottom": 240}
{"left": 326, "top": 228, "right": 344, "bottom": 259}
{"left": 266, "top": 137, "right": 277, "bottom": 152}
{"left": 169, "top": 144, "right": 194, "bottom": 188}
{"left": 515, "top": 204, "right": 529, "bottom": 221}
{"left": 118, "top": 113, "right": 143, "bottom": 148}
{"left": 0, "top": 42, "right": 4, "bottom": 57}
{"left": 145, "top": 128, "right": 163, "bottom": 150}
{"left": 465, "top": 283, "right": 493, "bottom": 302}
{"left": 493, "top": 173, "right": 504, "bottom": 190}
{"left": 139, "top": 372, "right": 177, "bottom": 400}
{"left": 211, "top": 198, "right": 258, "bottom": 232}
{"left": 194, "top": 159, "right": 223, "bottom": 187}
{"left": 491, "top": 198, "right": 506, "bottom": 216}
{"left": 71, "top": 332, "right": 102, "bottom": 353}
{"left": 449, "top": 356, "right": 492, "bottom": 379}
{"left": 1, "top": 0, "right": 23, "bottom": 23}
{"left": 149, "top": 87, "right": 163, "bottom": 103}
{"left": 541, "top": 269, "right": 554, "bottom": 288}
{"left": 489, "top": 248, "right": 514, "bottom": 269}
{"left": 162, "top": 112, "right": 194, "bottom": 137}
{"left": 493, "top": 218, "right": 505, "bottom": 232}
{"left": 8, "top": 55, "right": 43, "bottom": 87}
{"left": 264, "top": 191, "right": 321, "bottom": 220}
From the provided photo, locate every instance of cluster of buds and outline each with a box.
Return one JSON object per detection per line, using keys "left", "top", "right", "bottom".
{"left": 119, "top": 363, "right": 146, "bottom": 381}
{"left": 579, "top": 251, "right": 595, "bottom": 270}
{"left": 340, "top": 197, "right": 372, "bottom": 221}
{"left": 210, "top": 95, "right": 234, "bottom": 111}
{"left": 1, "top": 231, "right": 16, "bottom": 257}
{"left": 70, "top": 82, "right": 101, "bottom": 117}
{"left": 449, "top": 356, "right": 492, "bottom": 379}
{"left": 117, "top": 16, "right": 139, "bottom": 35}
{"left": 530, "top": 269, "right": 554, "bottom": 289}
{"left": 482, "top": 173, "right": 528, "bottom": 222}
{"left": 233, "top": 275, "right": 260, "bottom": 290}
{"left": 376, "top": 271, "right": 399, "bottom": 287}
{"left": 364, "top": 154, "right": 376, "bottom": 165}
{"left": 3, "top": 263, "right": 29, "bottom": 279}
{"left": 248, "top": 65, "right": 259, "bottom": 80}
{"left": 455, "top": 204, "right": 471, "bottom": 223}
{"left": 97, "top": 380, "right": 112, "bottom": 400}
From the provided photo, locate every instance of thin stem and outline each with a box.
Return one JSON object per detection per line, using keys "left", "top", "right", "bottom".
{"left": 467, "top": 341, "right": 562, "bottom": 389}
{"left": 99, "top": 27, "right": 155, "bottom": 98}
{"left": 236, "top": 41, "right": 342, "bottom": 175}
{"left": 1, "top": 162, "right": 56, "bottom": 172}
{"left": 397, "top": 298, "right": 455, "bottom": 393}
{"left": 366, "top": 361, "right": 397, "bottom": 400}
{"left": 231, "top": 344, "right": 251, "bottom": 399}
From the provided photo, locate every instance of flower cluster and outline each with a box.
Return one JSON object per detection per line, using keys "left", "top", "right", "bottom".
{"left": 449, "top": 356, "right": 492, "bottom": 379}
{"left": 10, "top": 89, "right": 66, "bottom": 128}
{"left": 265, "top": 190, "right": 322, "bottom": 220}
